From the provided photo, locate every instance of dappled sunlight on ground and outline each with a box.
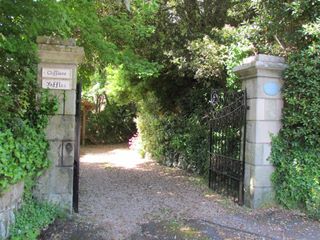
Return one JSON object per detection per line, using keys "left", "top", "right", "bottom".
{"left": 80, "top": 144, "right": 151, "bottom": 169}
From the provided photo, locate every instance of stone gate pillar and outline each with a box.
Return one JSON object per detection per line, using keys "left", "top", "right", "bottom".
{"left": 34, "top": 36, "right": 84, "bottom": 213}
{"left": 234, "top": 54, "right": 287, "bottom": 208}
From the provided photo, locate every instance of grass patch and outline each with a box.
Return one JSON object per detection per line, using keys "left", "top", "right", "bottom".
{"left": 165, "top": 220, "right": 210, "bottom": 240}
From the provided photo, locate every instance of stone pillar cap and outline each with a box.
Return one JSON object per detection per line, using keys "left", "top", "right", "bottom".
{"left": 234, "top": 54, "right": 287, "bottom": 75}
{"left": 37, "top": 36, "right": 85, "bottom": 64}
{"left": 37, "top": 36, "right": 77, "bottom": 47}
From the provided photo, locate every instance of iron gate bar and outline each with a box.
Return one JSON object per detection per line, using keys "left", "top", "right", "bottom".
{"left": 208, "top": 89, "right": 247, "bottom": 205}
{"left": 73, "top": 82, "right": 81, "bottom": 213}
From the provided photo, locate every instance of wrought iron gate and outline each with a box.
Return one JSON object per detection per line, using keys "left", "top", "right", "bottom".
{"left": 208, "top": 90, "right": 247, "bottom": 205}
{"left": 73, "top": 83, "right": 81, "bottom": 213}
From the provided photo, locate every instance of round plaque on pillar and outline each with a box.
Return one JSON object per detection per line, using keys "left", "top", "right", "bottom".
{"left": 263, "top": 82, "right": 281, "bottom": 96}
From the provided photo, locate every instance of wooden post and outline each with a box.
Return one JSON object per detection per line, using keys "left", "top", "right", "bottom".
{"left": 81, "top": 108, "right": 86, "bottom": 146}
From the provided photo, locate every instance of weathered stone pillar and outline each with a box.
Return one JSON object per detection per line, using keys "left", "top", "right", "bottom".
{"left": 34, "top": 36, "right": 84, "bottom": 213}
{"left": 234, "top": 54, "right": 287, "bottom": 208}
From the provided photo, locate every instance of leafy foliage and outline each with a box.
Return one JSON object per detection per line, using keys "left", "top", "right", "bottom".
{"left": 254, "top": 0, "right": 320, "bottom": 54}
{"left": 137, "top": 87, "right": 211, "bottom": 175}
{"left": 0, "top": 119, "right": 52, "bottom": 192}
{"left": 9, "top": 181, "right": 64, "bottom": 240}
{"left": 135, "top": 1, "right": 255, "bottom": 175}
{"left": 0, "top": 0, "right": 70, "bottom": 127}
{"left": 184, "top": 25, "right": 255, "bottom": 88}
{"left": 0, "top": 0, "right": 158, "bottom": 191}
{"left": 270, "top": 41, "right": 320, "bottom": 218}
{"left": 86, "top": 102, "right": 136, "bottom": 144}
{"left": 73, "top": 0, "right": 161, "bottom": 96}
{"left": 10, "top": 200, "right": 60, "bottom": 240}
{"left": 0, "top": 0, "right": 67, "bottom": 192}
{"left": 271, "top": 137, "right": 320, "bottom": 219}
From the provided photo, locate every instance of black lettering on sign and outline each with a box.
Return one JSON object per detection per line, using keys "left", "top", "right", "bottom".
{"left": 42, "top": 68, "right": 72, "bottom": 79}
{"left": 42, "top": 79, "right": 71, "bottom": 90}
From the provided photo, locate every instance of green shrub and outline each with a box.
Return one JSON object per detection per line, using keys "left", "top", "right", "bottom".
{"left": 137, "top": 88, "right": 210, "bottom": 175}
{"left": 137, "top": 111, "right": 209, "bottom": 175}
{"left": 270, "top": 42, "right": 320, "bottom": 218}
{"left": 271, "top": 137, "right": 320, "bottom": 218}
{"left": 86, "top": 102, "right": 136, "bottom": 144}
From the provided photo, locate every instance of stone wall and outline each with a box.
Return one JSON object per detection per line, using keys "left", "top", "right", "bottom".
{"left": 0, "top": 182, "right": 24, "bottom": 239}
{"left": 33, "top": 36, "right": 84, "bottom": 213}
{"left": 234, "top": 54, "right": 287, "bottom": 208}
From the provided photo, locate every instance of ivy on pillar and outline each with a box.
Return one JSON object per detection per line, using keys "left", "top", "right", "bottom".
{"left": 234, "top": 54, "right": 287, "bottom": 208}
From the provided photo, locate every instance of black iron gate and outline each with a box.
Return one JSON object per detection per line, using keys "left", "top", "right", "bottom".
{"left": 208, "top": 90, "right": 247, "bottom": 205}
{"left": 73, "top": 83, "right": 81, "bottom": 213}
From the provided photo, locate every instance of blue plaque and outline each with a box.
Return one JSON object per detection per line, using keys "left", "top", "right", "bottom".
{"left": 263, "top": 82, "right": 280, "bottom": 96}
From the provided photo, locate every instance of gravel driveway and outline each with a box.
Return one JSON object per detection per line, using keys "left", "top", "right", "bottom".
{"left": 41, "top": 144, "right": 320, "bottom": 240}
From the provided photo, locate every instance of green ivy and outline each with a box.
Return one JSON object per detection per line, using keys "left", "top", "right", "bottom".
{"left": 0, "top": 120, "right": 51, "bottom": 192}
{"left": 270, "top": 42, "right": 320, "bottom": 219}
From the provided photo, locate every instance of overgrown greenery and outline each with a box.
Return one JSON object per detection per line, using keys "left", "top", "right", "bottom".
{"left": 270, "top": 42, "right": 320, "bottom": 218}
{"left": 0, "top": 0, "right": 62, "bottom": 193}
{"left": 9, "top": 180, "right": 64, "bottom": 240}
{"left": 9, "top": 199, "right": 61, "bottom": 240}
{"left": 137, "top": 88, "right": 211, "bottom": 174}
{"left": 86, "top": 102, "right": 136, "bottom": 144}
{"left": 134, "top": 0, "right": 256, "bottom": 174}
{"left": 0, "top": 119, "right": 51, "bottom": 191}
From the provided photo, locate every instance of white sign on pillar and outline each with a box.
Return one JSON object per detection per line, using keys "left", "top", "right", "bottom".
{"left": 41, "top": 68, "right": 73, "bottom": 90}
